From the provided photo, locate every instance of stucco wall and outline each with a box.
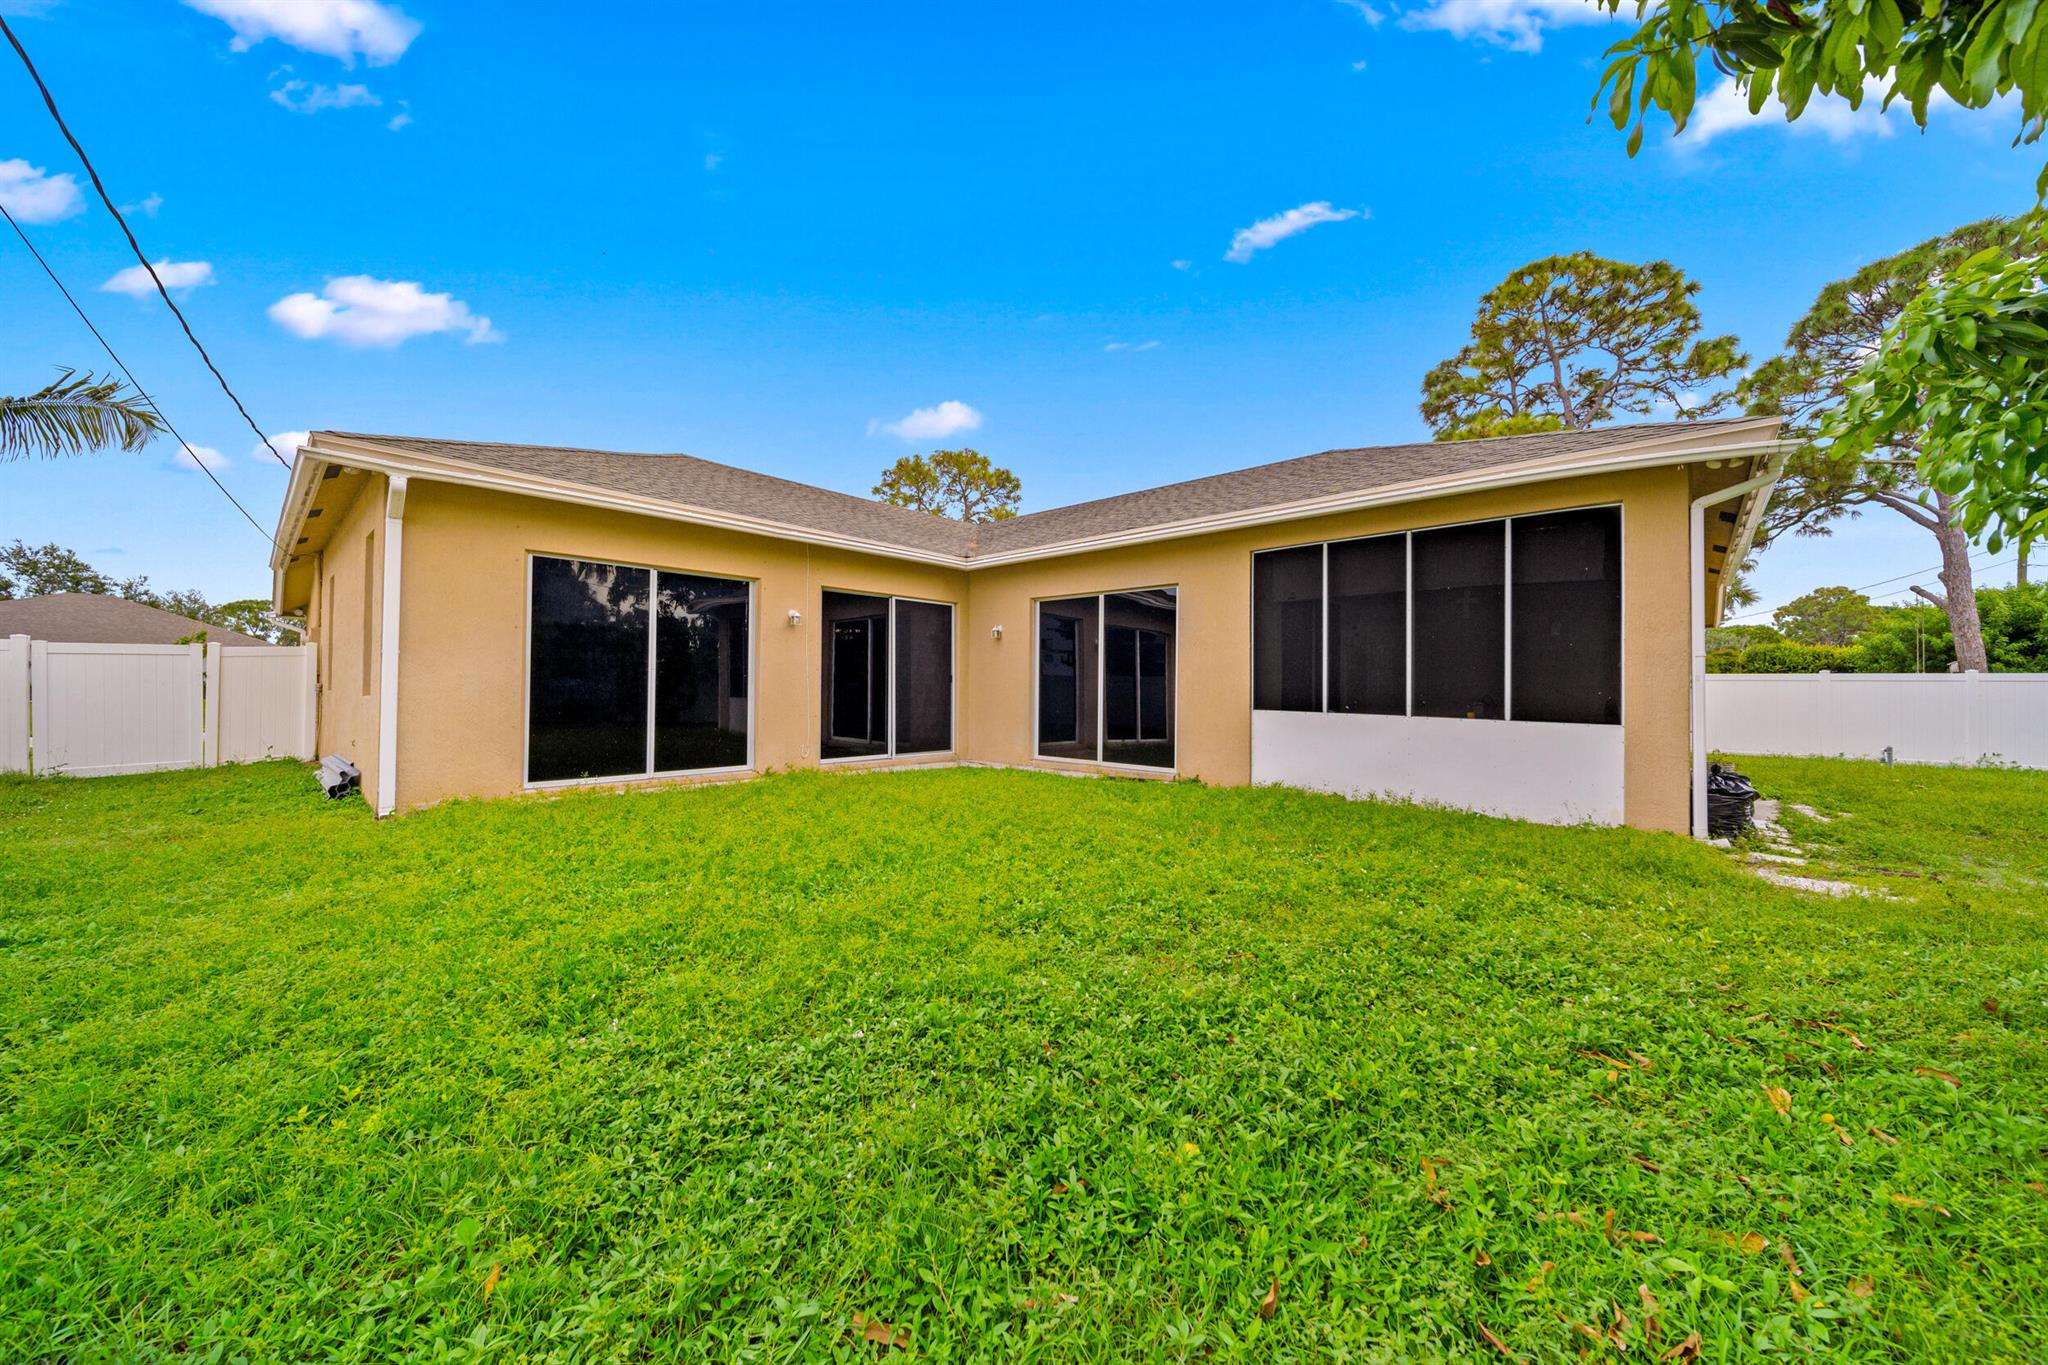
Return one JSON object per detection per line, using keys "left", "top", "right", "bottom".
{"left": 958, "top": 464, "right": 1699, "bottom": 833}
{"left": 379, "top": 463, "right": 1704, "bottom": 832}
{"left": 391, "top": 482, "right": 969, "bottom": 811}
{"left": 309, "top": 473, "right": 386, "bottom": 807}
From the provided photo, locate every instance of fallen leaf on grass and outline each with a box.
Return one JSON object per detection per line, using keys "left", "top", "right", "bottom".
{"left": 1708, "top": 1230, "right": 1769, "bottom": 1254}
{"left": 1628, "top": 1051, "right": 1655, "bottom": 1072}
{"left": 1889, "top": 1193, "right": 1952, "bottom": 1216}
{"left": 1524, "top": 1260, "right": 1556, "bottom": 1292}
{"left": 853, "top": 1313, "right": 909, "bottom": 1350}
{"left": 1474, "top": 1248, "right": 1492, "bottom": 1267}
{"left": 482, "top": 1263, "right": 501, "bottom": 1302}
{"left": 1577, "top": 1049, "right": 1634, "bottom": 1070}
{"left": 1477, "top": 1322, "right": 1521, "bottom": 1359}
{"left": 1763, "top": 1084, "right": 1791, "bottom": 1115}
{"left": 1259, "top": 1276, "right": 1279, "bottom": 1320}
{"left": 1662, "top": 1332, "right": 1703, "bottom": 1361}
{"left": 1788, "top": 1278, "right": 1812, "bottom": 1304}
{"left": 1914, "top": 1067, "right": 1960, "bottom": 1089}
{"left": 1638, "top": 1284, "right": 1662, "bottom": 1339}
{"left": 1421, "top": 1156, "right": 1452, "bottom": 1208}
{"left": 1629, "top": 1154, "right": 1663, "bottom": 1174}
{"left": 1778, "top": 1244, "right": 1802, "bottom": 1278}
{"left": 1820, "top": 1113, "right": 1855, "bottom": 1147}
{"left": 1868, "top": 1126, "right": 1899, "bottom": 1146}
{"left": 1847, "top": 1276, "right": 1873, "bottom": 1299}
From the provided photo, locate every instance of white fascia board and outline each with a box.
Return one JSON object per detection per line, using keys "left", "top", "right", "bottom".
{"left": 280, "top": 428, "right": 1792, "bottom": 575}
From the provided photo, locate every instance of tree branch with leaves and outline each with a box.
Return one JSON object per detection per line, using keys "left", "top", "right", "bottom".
{"left": 1, "top": 368, "right": 162, "bottom": 462}
{"left": 873, "top": 448, "right": 1022, "bottom": 522}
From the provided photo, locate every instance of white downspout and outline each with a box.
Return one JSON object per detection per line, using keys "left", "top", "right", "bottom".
{"left": 376, "top": 475, "right": 408, "bottom": 817}
{"left": 1689, "top": 456, "right": 1785, "bottom": 837}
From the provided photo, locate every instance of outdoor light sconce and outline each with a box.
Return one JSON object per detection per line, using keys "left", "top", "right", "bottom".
{"left": 990, "top": 624, "right": 1004, "bottom": 641}
{"left": 787, "top": 609, "right": 803, "bottom": 627}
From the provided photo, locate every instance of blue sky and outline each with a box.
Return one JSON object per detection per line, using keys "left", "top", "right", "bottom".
{"left": 0, "top": 0, "right": 2034, "bottom": 615}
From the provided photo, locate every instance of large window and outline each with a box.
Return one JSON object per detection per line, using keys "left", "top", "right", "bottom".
{"left": 527, "top": 555, "right": 751, "bottom": 784}
{"left": 1037, "top": 589, "right": 1177, "bottom": 769}
{"left": 1250, "top": 505, "right": 1621, "bottom": 726}
{"left": 820, "top": 591, "right": 954, "bottom": 760}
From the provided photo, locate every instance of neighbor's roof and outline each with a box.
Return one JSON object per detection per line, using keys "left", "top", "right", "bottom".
{"left": 0, "top": 592, "right": 275, "bottom": 648}
{"left": 298, "top": 416, "right": 1781, "bottom": 566}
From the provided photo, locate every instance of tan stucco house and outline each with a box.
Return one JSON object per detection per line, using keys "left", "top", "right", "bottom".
{"left": 269, "top": 418, "right": 1784, "bottom": 835}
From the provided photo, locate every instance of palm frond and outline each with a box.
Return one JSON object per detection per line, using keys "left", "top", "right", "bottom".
{"left": 0, "top": 368, "right": 165, "bottom": 462}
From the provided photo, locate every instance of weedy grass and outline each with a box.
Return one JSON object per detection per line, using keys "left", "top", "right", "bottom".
{"left": 0, "top": 758, "right": 2042, "bottom": 1361}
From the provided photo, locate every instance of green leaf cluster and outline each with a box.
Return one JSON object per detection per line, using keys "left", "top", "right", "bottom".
{"left": 873, "top": 447, "right": 1023, "bottom": 523}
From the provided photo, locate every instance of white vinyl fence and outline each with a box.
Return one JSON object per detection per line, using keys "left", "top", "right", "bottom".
{"left": 1707, "top": 671, "right": 2048, "bottom": 769}
{"left": 0, "top": 634, "right": 316, "bottom": 778}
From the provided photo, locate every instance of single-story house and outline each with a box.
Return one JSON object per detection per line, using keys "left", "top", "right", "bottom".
{"left": 0, "top": 592, "right": 275, "bottom": 649}
{"left": 268, "top": 417, "right": 1785, "bottom": 834}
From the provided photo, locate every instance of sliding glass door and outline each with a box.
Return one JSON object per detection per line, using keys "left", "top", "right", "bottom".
{"left": 527, "top": 555, "right": 751, "bottom": 784}
{"left": 820, "top": 591, "right": 954, "bottom": 760}
{"left": 1036, "top": 588, "right": 1177, "bottom": 770}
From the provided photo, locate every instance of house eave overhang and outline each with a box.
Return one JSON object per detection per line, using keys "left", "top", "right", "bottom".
{"left": 268, "top": 422, "right": 1793, "bottom": 578}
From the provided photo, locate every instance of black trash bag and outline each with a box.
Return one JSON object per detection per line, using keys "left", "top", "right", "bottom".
{"left": 317, "top": 754, "right": 361, "bottom": 800}
{"left": 1706, "top": 762, "right": 1758, "bottom": 839}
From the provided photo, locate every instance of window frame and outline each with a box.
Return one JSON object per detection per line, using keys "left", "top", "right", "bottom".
{"left": 817, "top": 589, "right": 958, "bottom": 764}
{"left": 521, "top": 551, "right": 758, "bottom": 791}
{"left": 1249, "top": 502, "right": 1625, "bottom": 727}
{"left": 1030, "top": 584, "right": 1180, "bottom": 774}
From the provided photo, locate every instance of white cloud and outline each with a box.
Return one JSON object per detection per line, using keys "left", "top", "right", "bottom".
{"left": 1350, "top": 59, "right": 1369, "bottom": 72}
{"left": 182, "top": 0, "right": 420, "bottom": 66}
{"left": 174, "top": 443, "right": 228, "bottom": 472}
{"left": 270, "top": 79, "right": 380, "bottom": 113}
{"left": 386, "top": 102, "right": 413, "bottom": 132}
{"left": 255, "top": 430, "right": 310, "bottom": 463}
{"left": 100, "top": 259, "right": 216, "bottom": 297}
{"left": 1334, "top": 0, "right": 1385, "bottom": 23}
{"left": 1224, "top": 201, "right": 1362, "bottom": 263}
{"left": 123, "top": 192, "right": 164, "bottom": 218}
{"left": 1682, "top": 74, "right": 1942, "bottom": 146}
{"left": 703, "top": 152, "right": 723, "bottom": 171}
{"left": 1171, "top": 259, "right": 1193, "bottom": 271}
{"left": 268, "top": 275, "right": 501, "bottom": 346}
{"left": 1401, "top": 0, "right": 1612, "bottom": 54}
{"left": 0, "top": 158, "right": 83, "bottom": 224}
{"left": 1104, "top": 340, "right": 1161, "bottom": 352}
{"left": 876, "top": 400, "right": 983, "bottom": 441}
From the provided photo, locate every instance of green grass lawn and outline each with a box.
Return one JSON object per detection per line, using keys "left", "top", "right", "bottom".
{"left": 1, "top": 759, "right": 2042, "bottom": 1362}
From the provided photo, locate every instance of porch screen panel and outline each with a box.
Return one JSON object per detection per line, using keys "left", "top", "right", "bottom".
{"left": 1104, "top": 590, "right": 1176, "bottom": 769}
{"left": 1327, "top": 533, "right": 1406, "bottom": 715}
{"left": 528, "top": 556, "right": 650, "bottom": 782}
{"left": 894, "top": 600, "right": 954, "bottom": 755}
{"left": 1511, "top": 507, "right": 1621, "bottom": 725}
{"left": 1037, "top": 596, "right": 1100, "bottom": 761}
{"left": 1411, "top": 521, "right": 1505, "bottom": 720}
{"left": 822, "top": 592, "right": 889, "bottom": 760}
{"left": 1252, "top": 546, "right": 1322, "bottom": 711}
{"left": 654, "top": 572, "right": 751, "bottom": 772}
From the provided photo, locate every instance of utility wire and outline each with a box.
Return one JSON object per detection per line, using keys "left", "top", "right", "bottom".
{"left": 2, "top": 201, "right": 277, "bottom": 546}
{"left": 1, "top": 12, "right": 289, "bottom": 470}
{"left": 1724, "top": 552, "right": 2018, "bottom": 623}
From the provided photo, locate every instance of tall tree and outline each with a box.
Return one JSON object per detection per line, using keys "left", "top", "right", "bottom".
{"left": 1419, "top": 252, "right": 1746, "bottom": 440}
{"left": 1744, "top": 214, "right": 2041, "bottom": 673}
{"left": 1592, "top": 0, "right": 2048, "bottom": 196}
{"left": 1772, "top": 585, "right": 1879, "bottom": 645}
{"left": 874, "top": 448, "right": 1022, "bottom": 523}
{"left": 0, "top": 369, "right": 162, "bottom": 462}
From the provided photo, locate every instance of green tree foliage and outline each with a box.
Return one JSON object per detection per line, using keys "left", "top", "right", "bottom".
{"left": 0, "top": 540, "right": 299, "bottom": 642}
{"left": 1592, "top": 0, "right": 2048, "bottom": 195}
{"left": 1772, "top": 585, "right": 1880, "bottom": 644}
{"left": 0, "top": 369, "right": 162, "bottom": 462}
{"left": 873, "top": 448, "right": 1022, "bottom": 523}
{"left": 1419, "top": 253, "right": 1746, "bottom": 440}
{"left": 1708, "top": 583, "right": 2046, "bottom": 671}
{"left": 1742, "top": 215, "right": 2041, "bottom": 672}
{"left": 1826, "top": 233, "right": 2048, "bottom": 560}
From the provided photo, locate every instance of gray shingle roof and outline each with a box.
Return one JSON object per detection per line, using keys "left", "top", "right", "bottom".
{"left": 0, "top": 593, "right": 276, "bottom": 647}
{"left": 321, "top": 418, "right": 1771, "bottom": 563}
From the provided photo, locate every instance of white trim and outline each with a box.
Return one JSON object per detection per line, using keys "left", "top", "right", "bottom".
{"left": 275, "top": 429, "right": 1792, "bottom": 580}
{"left": 375, "top": 475, "right": 407, "bottom": 816}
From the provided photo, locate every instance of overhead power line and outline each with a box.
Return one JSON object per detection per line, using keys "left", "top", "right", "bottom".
{"left": 2, "top": 201, "right": 277, "bottom": 546}
{"left": 1724, "top": 552, "right": 2018, "bottom": 624}
{"left": 1, "top": 12, "right": 290, "bottom": 470}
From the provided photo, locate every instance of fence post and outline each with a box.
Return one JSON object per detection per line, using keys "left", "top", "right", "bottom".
{"left": 1961, "top": 668, "right": 1980, "bottom": 764}
{"left": 3, "top": 634, "right": 28, "bottom": 774}
{"left": 200, "top": 642, "right": 220, "bottom": 768}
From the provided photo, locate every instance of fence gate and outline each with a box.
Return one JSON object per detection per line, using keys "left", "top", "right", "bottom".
{"left": 0, "top": 635, "right": 317, "bottom": 778}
